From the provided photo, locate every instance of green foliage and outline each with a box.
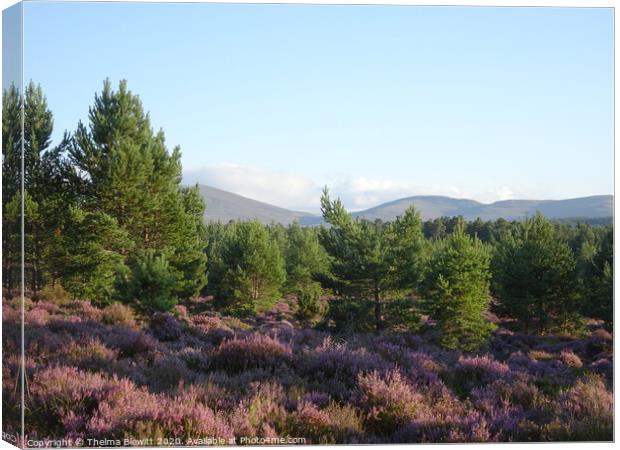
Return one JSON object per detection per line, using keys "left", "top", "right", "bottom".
{"left": 2, "top": 191, "right": 21, "bottom": 297}
{"left": 65, "top": 79, "right": 207, "bottom": 303}
{"left": 421, "top": 221, "right": 494, "bottom": 351}
{"left": 382, "top": 299, "right": 421, "bottom": 332}
{"left": 38, "top": 283, "right": 72, "bottom": 306}
{"left": 2, "top": 82, "right": 58, "bottom": 294}
{"left": 218, "top": 221, "right": 286, "bottom": 314}
{"left": 166, "top": 185, "right": 208, "bottom": 299}
{"left": 284, "top": 222, "right": 329, "bottom": 292}
{"left": 117, "top": 250, "right": 178, "bottom": 312}
{"left": 295, "top": 281, "right": 325, "bottom": 322}
{"left": 579, "top": 226, "right": 613, "bottom": 325}
{"left": 322, "top": 298, "right": 375, "bottom": 333}
{"left": 319, "top": 187, "right": 425, "bottom": 331}
{"left": 46, "top": 207, "right": 129, "bottom": 304}
{"left": 492, "top": 213, "right": 581, "bottom": 333}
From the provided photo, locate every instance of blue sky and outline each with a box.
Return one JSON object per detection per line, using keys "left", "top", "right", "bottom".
{"left": 18, "top": 2, "right": 614, "bottom": 212}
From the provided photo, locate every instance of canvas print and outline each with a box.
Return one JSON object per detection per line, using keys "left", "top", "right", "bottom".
{"left": 1, "top": 1, "right": 614, "bottom": 447}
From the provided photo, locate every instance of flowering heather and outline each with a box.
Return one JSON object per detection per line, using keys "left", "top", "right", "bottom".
{"left": 150, "top": 312, "right": 184, "bottom": 341}
{"left": 356, "top": 370, "right": 422, "bottom": 436}
{"left": 101, "top": 303, "right": 137, "bottom": 328}
{"left": 210, "top": 334, "right": 293, "bottom": 374}
{"left": 3, "top": 298, "right": 614, "bottom": 444}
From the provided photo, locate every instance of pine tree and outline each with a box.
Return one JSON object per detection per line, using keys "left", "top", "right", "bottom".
{"left": 2, "top": 82, "right": 56, "bottom": 295}
{"left": 389, "top": 206, "right": 427, "bottom": 290}
{"left": 219, "top": 220, "right": 286, "bottom": 314}
{"left": 204, "top": 221, "right": 229, "bottom": 300}
{"left": 319, "top": 188, "right": 424, "bottom": 331}
{"left": 67, "top": 79, "right": 208, "bottom": 303}
{"left": 3, "top": 84, "right": 24, "bottom": 296}
{"left": 421, "top": 221, "right": 494, "bottom": 351}
{"left": 284, "top": 222, "right": 329, "bottom": 321}
{"left": 45, "top": 207, "right": 129, "bottom": 304}
{"left": 117, "top": 250, "right": 178, "bottom": 313}
{"left": 284, "top": 222, "right": 329, "bottom": 291}
{"left": 492, "top": 213, "right": 580, "bottom": 334}
{"left": 584, "top": 226, "right": 613, "bottom": 325}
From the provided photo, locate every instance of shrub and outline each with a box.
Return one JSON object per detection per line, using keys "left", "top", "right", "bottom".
{"left": 451, "top": 356, "right": 509, "bottom": 397}
{"left": 102, "top": 303, "right": 137, "bottom": 328}
{"left": 322, "top": 299, "right": 375, "bottom": 333}
{"left": 67, "top": 300, "right": 103, "bottom": 321}
{"left": 150, "top": 313, "right": 184, "bottom": 341}
{"left": 106, "top": 329, "right": 158, "bottom": 358}
{"left": 559, "top": 350, "right": 583, "bottom": 369}
{"left": 147, "top": 355, "right": 196, "bottom": 392}
{"left": 244, "top": 381, "right": 288, "bottom": 435}
{"left": 285, "top": 402, "right": 334, "bottom": 444}
{"left": 556, "top": 375, "right": 613, "bottom": 441}
{"left": 128, "top": 396, "right": 234, "bottom": 442}
{"left": 297, "top": 338, "right": 390, "bottom": 398}
{"left": 284, "top": 401, "right": 362, "bottom": 444}
{"left": 27, "top": 367, "right": 128, "bottom": 437}
{"left": 63, "top": 338, "right": 119, "bottom": 370}
{"left": 295, "top": 282, "right": 325, "bottom": 322}
{"left": 356, "top": 369, "right": 422, "bottom": 436}
{"left": 38, "top": 284, "right": 72, "bottom": 305}
{"left": 189, "top": 315, "right": 235, "bottom": 344}
{"left": 210, "top": 334, "right": 292, "bottom": 374}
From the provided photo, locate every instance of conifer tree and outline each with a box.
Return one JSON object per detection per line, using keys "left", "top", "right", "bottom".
{"left": 3, "top": 85, "right": 25, "bottom": 295}
{"left": 2, "top": 82, "right": 56, "bottom": 294}
{"left": 219, "top": 220, "right": 286, "bottom": 314}
{"left": 319, "top": 188, "right": 424, "bottom": 331}
{"left": 45, "top": 207, "right": 130, "bottom": 303}
{"left": 389, "top": 205, "right": 428, "bottom": 290}
{"left": 421, "top": 221, "right": 494, "bottom": 351}
{"left": 492, "top": 213, "right": 580, "bottom": 333}
{"left": 284, "top": 222, "right": 329, "bottom": 291}
{"left": 284, "top": 222, "right": 329, "bottom": 320}
{"left": 67, "top": 79, "right": 207, "bottom": 304}
{"left": 583, "top": 226, "right": 613, "bottom": 325}
{"left": 117, "top": 250, "right": 178, "bottom": 313}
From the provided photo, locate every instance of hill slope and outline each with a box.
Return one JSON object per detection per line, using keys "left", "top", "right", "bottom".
{"left": 198, "top": 185, "right": 318, "bottom": 225}
{"left": 354, "top": 195, "right": 613, "bottom": 221}
{"left": 196, "top": 185, "right": 612, "bottom": 224}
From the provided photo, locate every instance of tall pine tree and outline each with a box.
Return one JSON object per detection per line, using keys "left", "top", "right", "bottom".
{"left": 66, "top": 79, "right": 207, "bottom": 305}
{"left": 421, "top": 221, "right": 494, "bottom": 351}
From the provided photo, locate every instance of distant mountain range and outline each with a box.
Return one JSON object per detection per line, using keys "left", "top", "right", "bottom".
{"left": 197, "top": 184, "right": 613, "bottom": 225}
{"left": 198, "top": 185, "right": 320, "bottom": 225}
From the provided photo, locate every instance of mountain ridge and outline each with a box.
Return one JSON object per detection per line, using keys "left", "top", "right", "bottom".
{"left": 195, "top": 184, "right": 613, "bottom": 225}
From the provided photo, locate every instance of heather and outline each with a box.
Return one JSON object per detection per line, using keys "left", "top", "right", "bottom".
{"left": 3, "top": 297, "right": 613, "bottom": 444}
{"left": 3, "top": 78, "right": 613, "bottom": 446}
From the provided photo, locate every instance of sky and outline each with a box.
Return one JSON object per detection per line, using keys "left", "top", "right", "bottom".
{"left": 13, "top": 2, "right": 615, "bottom": 213}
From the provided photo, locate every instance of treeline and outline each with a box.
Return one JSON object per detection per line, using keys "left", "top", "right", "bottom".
{"left": 2, "top": 81, "right": 613, "bottom": 351}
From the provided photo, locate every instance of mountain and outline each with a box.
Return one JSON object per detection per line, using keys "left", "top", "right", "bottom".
{"left": 197, "top": 185, "right": 319, "bottom": 225}
{"left": 196, "top": 184, "right": 613, "bottom": 225}
{"left": 352, "top": 195, "right": 613, "bottom": 222}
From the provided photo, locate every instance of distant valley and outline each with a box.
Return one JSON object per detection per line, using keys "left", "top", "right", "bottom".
{"left": 197, "top": 184, "right": 613, "bottom": 225}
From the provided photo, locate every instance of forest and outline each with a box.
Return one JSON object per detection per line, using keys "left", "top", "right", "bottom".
{"left": 2, "top": 80, "right": 613, "bottom": 444}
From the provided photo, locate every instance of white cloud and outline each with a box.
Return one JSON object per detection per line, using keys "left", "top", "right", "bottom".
{"left": 183, "top": 164, "right": 322, "bottom": 212}
{"left": 183, "top": 165, "right": 518, "bottom": 212}
{"left": 330, "top": 177, "right": 464, "bottom": 211}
